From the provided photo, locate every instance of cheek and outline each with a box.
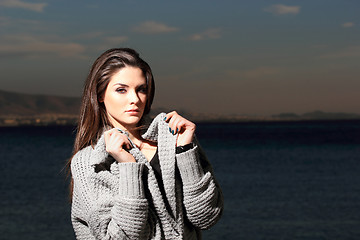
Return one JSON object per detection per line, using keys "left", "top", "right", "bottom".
{"left": 105, "top": 93, "right": 124, "bottom": 110}
{"left": 139, "top": 94, "right": 147, "bottom": 104}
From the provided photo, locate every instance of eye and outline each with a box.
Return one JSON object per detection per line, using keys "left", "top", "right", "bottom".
{"left": 138, "top": 86, "right": 147, "bottom": 93}
{"left": 116, "top": 88, "right": 127, "bottom": 93}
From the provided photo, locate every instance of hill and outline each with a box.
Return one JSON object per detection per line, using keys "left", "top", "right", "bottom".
{"left": 0, "top": 89, "right": 359, "bottom": 126}
{"left": 272, "top": 111, "right": 360, "bottom": 121}
{"left": 0, "top": 89, "right": 81, "bottom": 116}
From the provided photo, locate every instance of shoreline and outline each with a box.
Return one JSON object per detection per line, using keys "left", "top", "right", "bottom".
{"left": 1, "top": 115, "right": 359, "bottom": 127}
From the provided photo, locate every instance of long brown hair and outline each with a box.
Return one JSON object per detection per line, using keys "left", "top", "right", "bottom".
{"left": 66, "top": 48, "right": 155, "bottom": 197}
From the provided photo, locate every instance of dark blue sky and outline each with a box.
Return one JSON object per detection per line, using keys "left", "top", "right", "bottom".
{"left": 0, "top": 0, "right": 359, "bottom": 115}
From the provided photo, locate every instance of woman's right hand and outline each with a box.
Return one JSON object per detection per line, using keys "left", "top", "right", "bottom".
{"left": 104, "top": 129, "right": 136, "bottom": 163}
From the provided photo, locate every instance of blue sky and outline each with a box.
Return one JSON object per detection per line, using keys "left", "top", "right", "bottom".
{"left": 0, "top": 0, "right": 359, "bottom": 115}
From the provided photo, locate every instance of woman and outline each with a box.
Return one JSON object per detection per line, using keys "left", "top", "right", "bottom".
{"left": 69, "top": 48, "right": 223, "bottom": 239}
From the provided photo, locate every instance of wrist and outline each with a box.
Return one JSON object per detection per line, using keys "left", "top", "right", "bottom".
{"left": 113, "top": 152, "right": 136, "bottom": 163}
{"left": 176, "top": 143, "right": 194, "bottom": 154}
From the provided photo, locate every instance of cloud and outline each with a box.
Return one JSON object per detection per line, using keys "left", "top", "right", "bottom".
{"left": 104, "top": 36, "right": 128, "bottom": 45}
{"left": 342, "top": 22, "right": 355, "bottom": 28}
{"left": 264, "top": 4, "right": 301, "bottom": 15}
{"left": 320, "top": 46, "right": 360, "bottom": 59}
{"left": 188, "top": 28, "right": 222, "bottom": 41}
{"left": 0, "top": 0, "right": 47, "bottom": 12}
{"left": 133, "top": 21, "right": 178, "bottom": 34}
{"left": 93, "top": 36, "right": 129, "bottom": 52}
{"left": 0, "top": 35, "right": 85, "bottom": 58}
{"left": 69, "top": 32, "right": 129, "bottom": 52}
{"left": 71, "top": 31, "right": 104, "bottom": 40}
{"left": 0, "top": 16, "right": 51, "bottom": 32}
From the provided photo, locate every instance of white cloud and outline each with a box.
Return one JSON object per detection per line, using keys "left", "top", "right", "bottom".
{"left": 264, "top": 4, "right": 301, "bottom": 15}
{"left": 0, "top": 35, "right": 85, "bottom": 58}
{"left": 133, "top": 21, "right": 178, "bottom": 34}
{"left": 0, "top": 0, "right": 47, "bottom": 12}
{"left": 342, "top": 22, "right": 355, "bottom": 28}
{"left": 188, "top": 28, "right": 222, "bottom": 41}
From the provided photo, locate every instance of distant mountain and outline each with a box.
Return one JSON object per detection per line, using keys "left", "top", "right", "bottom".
{"left": 1, "top": 89, "right": 359, "bottom": 122}
{"left": 0, "top": 89, "right": 81, "bottom": 116}
{"left": 301, "top": 110, "right": 360, "bottom": 119}
{"left": 272, "top": 110, "right": 360, "bottom": 120}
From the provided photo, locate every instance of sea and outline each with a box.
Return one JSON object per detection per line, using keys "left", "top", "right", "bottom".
{"left": 1, "top": 120, "right": 360, "bottom": 240}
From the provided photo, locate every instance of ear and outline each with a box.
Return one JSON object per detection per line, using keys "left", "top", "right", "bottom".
{"left": 98, "top": 96, "right": 104, "bottom": 103}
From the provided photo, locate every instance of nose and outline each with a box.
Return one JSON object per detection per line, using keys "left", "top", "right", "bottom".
{"left": 128, "top": 90, "right": 140, "bottom": 104}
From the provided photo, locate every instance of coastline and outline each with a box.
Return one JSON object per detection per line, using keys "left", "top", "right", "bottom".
{"left": 1, "top": 113, "right": 359, "bottom": 127}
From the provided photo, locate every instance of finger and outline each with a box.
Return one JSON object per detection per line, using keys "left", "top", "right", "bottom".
{"left": 168, "top": 113, "right": 178, "bottom": 131}
{"left": 105, "top": 129, "right": 130, "bottom": 152}
{"left": 116, "top": 133, "right": 132, "bottom": 150}
{"left": 105, "top": 128, "right": 121, "bottom": 139}
{"left": 104, "top": 129, "right": 114, "bottom": 145}
{"left": 112, "top": 132, "right": 131, "bottom": 149}
{"left": 106, "top": 132, "right": 121, "bottom": 153}
{"left": 122, "top": 139, "right": 132, "bottom": 150}
{"left": 164, "top": 111, "right": 177, "bottom": 122}
{"left": 109, "top": 129, "right": 127, "bottom": 141}
{"left": 169, "top": 116, "right": 183, "bottom": 135}
{"left": 165, "top": 111, "right": 182, "bottom": 134}
{"left": 173, "top": 119, "right": 188, "bottom": 134}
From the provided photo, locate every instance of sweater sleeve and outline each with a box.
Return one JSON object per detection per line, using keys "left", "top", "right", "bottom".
{"left": 175, "top": 142, "right": 224, "bottom": 230}
{"left": 71, "top": 149, "right": 153, "bottom": 240}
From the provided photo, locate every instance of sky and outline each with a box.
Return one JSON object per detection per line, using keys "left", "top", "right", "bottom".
{"left": 0, "top": 0, "right": 359, "bottom": 116}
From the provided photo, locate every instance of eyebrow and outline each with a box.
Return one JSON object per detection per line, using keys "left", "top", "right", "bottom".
{"left": 113, "top": 83, "right": 129, "bottom": 87}
{"left": 113, "top": 83, "right": 147, "bottom": 88}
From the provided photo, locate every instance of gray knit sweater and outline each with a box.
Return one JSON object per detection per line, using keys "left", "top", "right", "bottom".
{"left": 71, "top": 113, "right": 223, "bottom": 239}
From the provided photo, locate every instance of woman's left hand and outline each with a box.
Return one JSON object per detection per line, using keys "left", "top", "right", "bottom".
{"left": 165, "top": 111, "right": 196, "bottom": 146}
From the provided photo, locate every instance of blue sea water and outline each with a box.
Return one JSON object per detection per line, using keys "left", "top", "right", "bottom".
{"left": 1, "top": 120, "right": 360, "bottom": 240}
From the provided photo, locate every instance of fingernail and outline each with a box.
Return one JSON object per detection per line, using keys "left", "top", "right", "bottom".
{"left": 169, "top": 127, "right": 171, "bottom": 133}
{"left": 164, "top": 117, "right": 167, "bottom": 121}
{"left": 172, "top": 130, "right": 175, "bottom": 135}
{"left": 176, "top": 128, "right": 178, "bottom": 134}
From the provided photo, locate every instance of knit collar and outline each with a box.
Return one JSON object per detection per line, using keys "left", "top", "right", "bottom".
{"left": 91, "top": 112, "right": 175, "bottom": 165}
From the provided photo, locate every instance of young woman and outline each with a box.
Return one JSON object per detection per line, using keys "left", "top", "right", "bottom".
{"left": 69, "top": 48, "right": 223, "bottom": 239}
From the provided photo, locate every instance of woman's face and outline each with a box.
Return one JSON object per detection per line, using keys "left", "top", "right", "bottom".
{"left": 102, "top": 66, "right": 147, "bottom": 130}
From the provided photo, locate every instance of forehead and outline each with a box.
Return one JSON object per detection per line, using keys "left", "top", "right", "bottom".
{"left": 109, "top": 66, "right": 146, "bottom": 86}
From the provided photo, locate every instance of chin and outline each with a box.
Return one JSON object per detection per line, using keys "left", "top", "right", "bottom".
{"left": 122, "top": 115, "right": 143, "bottom": 126}
{"left": 109, "top": 112, "right": 144, "bottom": 129}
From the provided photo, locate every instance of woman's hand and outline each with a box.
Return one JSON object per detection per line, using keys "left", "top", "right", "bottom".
{"left": 104, "top": 129, "right": 136, "bottom": 163}
{"left": 164, "top": 111, "right": 196, "bottom": 146}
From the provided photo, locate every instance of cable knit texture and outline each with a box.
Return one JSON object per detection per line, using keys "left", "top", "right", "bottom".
{"left": 71, "top": 113, "right": 223, "bottom": 239}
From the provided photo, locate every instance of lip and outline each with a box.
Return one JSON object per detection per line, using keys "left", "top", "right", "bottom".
{"left": 125, "top": 109, "right": 140, "bottom": 115}
{"left": 126, "top": 109, "right": 140, "bottom": 112}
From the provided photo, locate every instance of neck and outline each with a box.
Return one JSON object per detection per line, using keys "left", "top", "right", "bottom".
{"left": 127, "top": 128, "right": 142, "bottom": 142}
{"left": 113, "top": 122, "right": 143, "bottom": 144}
